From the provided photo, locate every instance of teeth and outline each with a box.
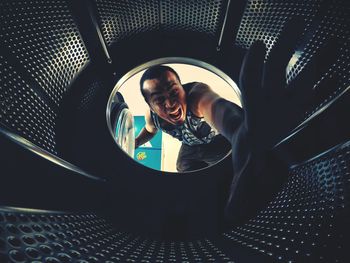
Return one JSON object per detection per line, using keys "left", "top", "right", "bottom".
{"left": 170, "top": 109, "right": 181, "bottom": 119}
{"left": 171, "top": 109, "right": 180, "bottom": 115}
{"left": 171, "top": 109, "right": 179, "bottom": 114}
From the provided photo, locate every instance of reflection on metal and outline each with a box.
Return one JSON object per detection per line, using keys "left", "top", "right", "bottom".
{"left": 0, "top": 126, "right": 105, "bottom": 182}
{"left": 217, "top": 0, "right": 232, "bottom": 50}
{"left": 274, "top": 85, "right": 350, "bottom": 148}
{"left": 273, "top": 125, "right": 306, "bottom": 149}
{"left": 87, "top": 0, "right": 111, "bottom": 62}
{"left": 286, "top": 50, "right": 302, "bottom": 79}
{"left": 0, "top": 206, "right": 72, "bottom": 214}
{"left": 290, "top": 139, "right": 350, "bottom": 170}
{"left": 115, "top": 108, "right": 135, "bottom": 157}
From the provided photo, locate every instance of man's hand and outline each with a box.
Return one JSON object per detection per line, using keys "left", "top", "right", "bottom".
{"left": 135, "top": 127, "right": 157, "bottom": 149}
{"left": 240, "top": 19, "right": 339, "bottom": 154}
{"left": 226, "top": 18, "right": 340, "bottom": 224}
{"left": 135, "top": 110, "right": 158, "bottom": 149}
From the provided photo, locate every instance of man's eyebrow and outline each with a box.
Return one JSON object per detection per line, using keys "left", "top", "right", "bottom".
{"left": 148, "top": 80, "right": 176, "bottom": 98}
{"left": 150, "top": 91, "right": 162, "bottom": 98}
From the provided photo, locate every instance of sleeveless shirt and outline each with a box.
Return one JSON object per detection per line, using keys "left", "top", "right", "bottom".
{"left": 150, "top": 82, "right": 217, "bottom": 146}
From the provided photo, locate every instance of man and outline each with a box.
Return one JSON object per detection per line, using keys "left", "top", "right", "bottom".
{"left": 135, "top": 65, "right": 243, "bottom": 172}
{"left": 135, "top": 19, "right": 313, "bottom": 224}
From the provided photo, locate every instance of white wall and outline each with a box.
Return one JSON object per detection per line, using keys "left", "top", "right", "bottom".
{"left": 118, "top": 63, "right": 241, "bottom": 172}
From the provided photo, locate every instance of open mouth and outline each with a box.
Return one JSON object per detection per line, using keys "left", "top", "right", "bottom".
{"left": 169, "top": 108, "right": 182, "bottom": 121}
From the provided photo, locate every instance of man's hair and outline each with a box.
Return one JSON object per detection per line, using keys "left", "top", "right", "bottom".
{"left": 140, "top": 65, "right": 181, "bottom": 102}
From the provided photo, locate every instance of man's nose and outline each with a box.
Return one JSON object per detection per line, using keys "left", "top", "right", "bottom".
{"left": 165, "top": 98, "right": 176, "bottom": 109}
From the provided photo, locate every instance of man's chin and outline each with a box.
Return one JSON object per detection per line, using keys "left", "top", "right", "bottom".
{"left": 173, "top": 118, "right": 185, "bottom": 126}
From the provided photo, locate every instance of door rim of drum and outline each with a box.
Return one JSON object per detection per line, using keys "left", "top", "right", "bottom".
{"left": 106, "top": 57, "right": 242, "bottom": 174}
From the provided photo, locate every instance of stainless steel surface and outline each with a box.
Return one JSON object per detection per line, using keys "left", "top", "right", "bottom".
{"left": 274, "top": 85, "right": 350, "bottom": 148}
{"left": 0, "top": 126, "right": 105, "bottom": 182}
{"left": 289, "top": 139, "right": 350, "bottom": 170}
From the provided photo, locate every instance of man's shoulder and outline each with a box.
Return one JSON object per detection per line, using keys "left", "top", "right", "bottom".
{"left": 183, "top": 81, "right": 199, "bottom": 90}
{"left": 184, "top": 81, "right": 209, "bottom": 95}
{"left": 186, "top": 82, "right": 210, "bottom": 117}
{"left": 187, "top": 82, "right": 210, "bottom": 96}
{"left": 183, "top": 81, "right": 200, "bottom": 86}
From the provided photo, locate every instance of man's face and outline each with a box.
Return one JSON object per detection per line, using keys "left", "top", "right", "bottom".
{"left": 143, "top": 70, "right": 187, "bottom": 125}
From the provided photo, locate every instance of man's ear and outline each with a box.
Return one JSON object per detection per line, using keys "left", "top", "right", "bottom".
{"left": 147, "top": 102, "right": 155, "bottom": 113}
{"left": 142, "top": 93, "right": 152, "bottom": 111}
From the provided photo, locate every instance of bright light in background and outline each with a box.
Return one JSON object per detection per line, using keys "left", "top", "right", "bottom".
{"left": 119, "top": 63, "right": 241, "bottom": 116}
{"left": 117, "top": 63, "right": 240, "bottom": 172}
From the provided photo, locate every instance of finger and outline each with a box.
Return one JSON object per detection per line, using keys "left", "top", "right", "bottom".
{"left": 264, "top": 18, "right": 306, "bottom": 97}
{"left": 239, "top": 40, "right": 267, "bottom": 130}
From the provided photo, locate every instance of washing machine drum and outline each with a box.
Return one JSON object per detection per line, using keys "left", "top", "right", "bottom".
{"left": 112, "top": 102, "right": 135, "bottom": 158}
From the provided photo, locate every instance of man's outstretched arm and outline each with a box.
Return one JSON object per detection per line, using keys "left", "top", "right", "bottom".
{"left": 135, "top": 110, "right": 158, "bottom": 149}
{"left": 189, "top": 82, "right": 244, "bottom": 142}
{"left": 224, "top": 19, "right": 312, "bottom": 224}
{"left": 190, "top": 81, "right": 277, "bottom": 225}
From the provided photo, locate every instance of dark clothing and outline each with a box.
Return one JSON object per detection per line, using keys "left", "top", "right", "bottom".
{"left": 176, "top": 134, "right": 231, "bottom": 172}
{"left": 150, "top": 82, "right": 217, "bottom": 146}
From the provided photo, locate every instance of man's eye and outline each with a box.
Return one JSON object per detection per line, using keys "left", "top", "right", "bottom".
{"left": 170, "top": 90, "right": 178, "bottom": 97}
{"left": 155, "top": 98, "right": 165, "bottom": 104}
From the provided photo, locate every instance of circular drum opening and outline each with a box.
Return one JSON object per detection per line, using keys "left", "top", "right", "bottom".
{"left": 107, "top": 57, "right": 241, "bottom": 173}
